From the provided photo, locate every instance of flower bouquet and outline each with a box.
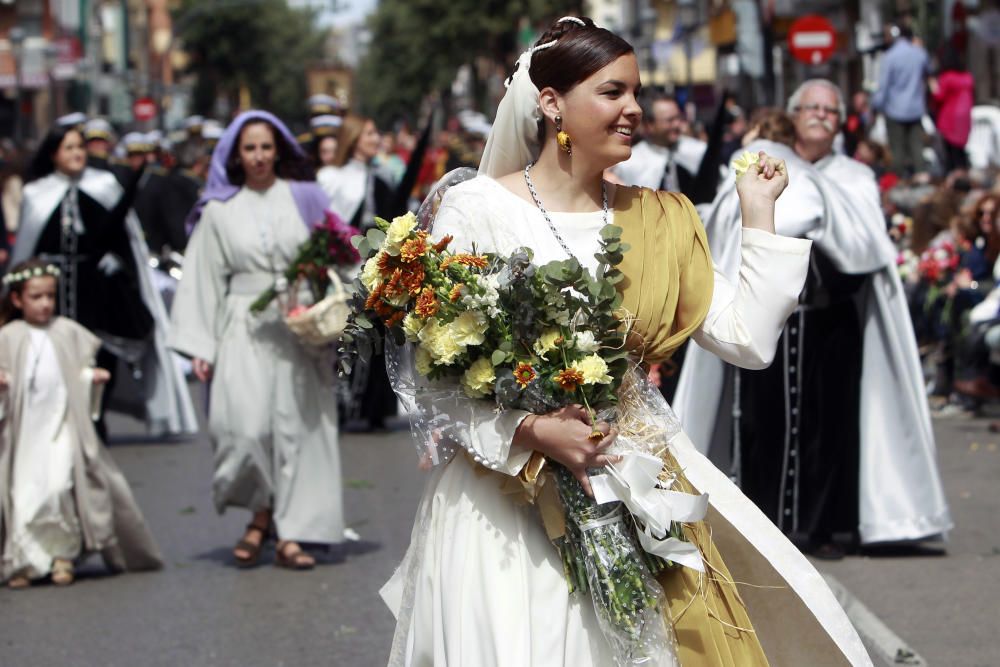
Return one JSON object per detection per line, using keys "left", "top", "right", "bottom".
{"left": 250, "top": 210, "right": 360, "bottom": 345}
{"left": 343, "top": 211, "right": 701, "bottom": 665}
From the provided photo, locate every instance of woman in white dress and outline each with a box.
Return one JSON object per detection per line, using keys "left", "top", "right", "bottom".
{"left": 169, "top": 111, "right": 344, "bottom": 570}
{"left": 381, "top": 17, "right": 872, "bottom": 666}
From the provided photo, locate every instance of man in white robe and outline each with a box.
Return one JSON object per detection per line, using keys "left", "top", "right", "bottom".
{"left": 674, "top": 79, "right": 952, "bottom": 556}
{"left": 612, "top": 94, "right": 706, "bottom": 195}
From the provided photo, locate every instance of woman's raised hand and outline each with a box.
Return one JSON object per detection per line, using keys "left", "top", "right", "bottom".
{"left": 193, "top": 358, "right": 214, "bottom": 383}
{"left": 736, "top": 150, "right": 788, "bottom": 233}
{"left": 736, "top": 150, "right": 789, "bottom": 207}
{"left": 514, "top": 404, "right": 620, "bottom": 497}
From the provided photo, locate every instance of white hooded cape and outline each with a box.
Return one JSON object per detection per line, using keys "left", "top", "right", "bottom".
{"left": 673, "top": 141, "right": 953, "bottom": 544}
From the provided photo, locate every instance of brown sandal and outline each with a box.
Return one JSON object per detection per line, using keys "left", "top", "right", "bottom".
{"left": 275, "top": 540, "right": 315, "bottom": 570}
{"left": 7, "top": 574, "right": 30, "bottom": 589}
{"left": 51, "top": 559, "right": 75, "bottom": 586}
{"left": 233, "top": 521, "right": 270, "bottom": 568}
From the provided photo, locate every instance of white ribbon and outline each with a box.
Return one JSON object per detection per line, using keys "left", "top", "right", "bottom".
{"left": 589, "top": 451, "right": 709, "bottom": 572}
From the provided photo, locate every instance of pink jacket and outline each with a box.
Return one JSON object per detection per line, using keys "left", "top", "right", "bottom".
{"left": 932, "top": 70, "right": 975, "bottom": 146}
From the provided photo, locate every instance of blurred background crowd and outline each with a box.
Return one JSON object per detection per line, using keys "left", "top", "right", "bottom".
{"left": 1, "top": 0, "right": 1000, "bottom": 422}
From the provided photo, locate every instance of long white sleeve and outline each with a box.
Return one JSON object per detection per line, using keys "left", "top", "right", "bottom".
{"left": 692, "top": 227, "right": 812, "bottom": 369}
{"left": 168, "top": 205, "right": 229, "bottom": 363}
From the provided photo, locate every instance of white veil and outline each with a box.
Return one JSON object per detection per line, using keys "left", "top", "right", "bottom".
{"left": 477, "top": 48, "right": 541, "bottom": 178}
{"left": 477, "top": 16, "right": 585, "bottom": 178}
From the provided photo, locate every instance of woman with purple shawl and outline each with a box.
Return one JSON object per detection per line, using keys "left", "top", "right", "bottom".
{"left": 169, "top": 111, "right": 345, "bottom": 569}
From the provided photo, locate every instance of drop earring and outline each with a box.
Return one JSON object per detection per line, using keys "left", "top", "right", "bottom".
{"left": 555, "top": 115, "right": 572, "bottom": 155}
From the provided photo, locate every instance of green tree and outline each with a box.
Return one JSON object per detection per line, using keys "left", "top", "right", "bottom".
{"left": 174, "top": 0, "right": 327, "bottom": 125}
{"left": 358, "top": 0, "right": 581, "bottom": 126}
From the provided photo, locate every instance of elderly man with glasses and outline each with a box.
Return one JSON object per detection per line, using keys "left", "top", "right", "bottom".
{"left": 675, "top": 78, "right": 952, "bottom": 561}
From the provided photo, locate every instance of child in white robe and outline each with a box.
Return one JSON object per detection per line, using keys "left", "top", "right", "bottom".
{"left": 0, "top": 259, "right": 162, "bottom": 589}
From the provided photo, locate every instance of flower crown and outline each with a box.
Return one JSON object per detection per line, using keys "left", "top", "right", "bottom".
{"left": 2, "top": 264, "right": 61, "bottom": 287}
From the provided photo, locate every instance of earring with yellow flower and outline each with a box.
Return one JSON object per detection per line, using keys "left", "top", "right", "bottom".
{"left": 555, "top": 115, "right": 572, "bottom": 155}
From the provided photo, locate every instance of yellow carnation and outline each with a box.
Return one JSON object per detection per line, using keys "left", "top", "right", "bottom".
{"left": 462, "top": 356, "right": 496, "bottom": 398}
{"left": 414, "top": 345, "right": 433, "bottom": 376}
{"left": 533, "top": 328, "right": 563, "bottom": 359}
{"left": 360, "top": 250, "right": 384, "bottom": 292}
{"left": 732, "top": 151, "right": 759, "bottom": 178}
{"left": 449, "top": 311, "right": 487, "bottom": 347}
{"left": 571, "top": 354, "right": 613, "bottom": 385}
{"left": 402, "top": 312, "right": 424, "bottom": 341}
{"left": 385, "top": 212, "right": 418, "bottom": 255}
{"left": 419, "top": 318, "right": 463, "bottom": 366}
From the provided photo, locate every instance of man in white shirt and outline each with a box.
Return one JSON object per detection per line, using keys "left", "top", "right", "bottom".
{"left": 612, "top": 93, "right": 706, "bottom": 195}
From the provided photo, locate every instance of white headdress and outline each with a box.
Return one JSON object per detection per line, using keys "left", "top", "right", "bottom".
{"left": 477, "top": 17, "right": 586, "bottom": 178}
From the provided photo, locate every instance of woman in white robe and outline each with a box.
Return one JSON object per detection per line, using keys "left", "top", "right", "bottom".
{"left": 381, "top": 18, "right": 871, "bottom": 666}
{"left": 169, "top": 111, "right": 344, "bottom": 570}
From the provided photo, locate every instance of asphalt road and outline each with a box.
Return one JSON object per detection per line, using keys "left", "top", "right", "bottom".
{"left": 1, "top": 383, "right": 996, "bottom": 666}
{"left": 0, "top": 385, "right": 424, "bottom": 667}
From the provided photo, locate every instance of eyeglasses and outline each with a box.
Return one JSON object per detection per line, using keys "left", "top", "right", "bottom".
{"left": 795, "top": 103, "right": 840, "bottom": 116}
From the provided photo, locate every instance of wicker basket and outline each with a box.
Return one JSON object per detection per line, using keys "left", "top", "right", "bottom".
{"left": 284, "top": 269, "right": 350, "bottom": 347}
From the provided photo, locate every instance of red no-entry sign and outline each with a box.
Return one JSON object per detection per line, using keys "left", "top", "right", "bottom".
{"left": 133, "top": 97, "right": 157, "bottom": 122}
{"left": 788, "top": 15, "right": 837, "bottom": 65}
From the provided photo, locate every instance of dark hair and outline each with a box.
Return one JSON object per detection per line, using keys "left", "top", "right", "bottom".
{"left": 528, "top": 17, "right": 634, "bottom": 143}
{"left": 0, "top": 258, "right": 58, "bottom": 326}
{"left": 639, "top": 90, "right": 680, "bottom": 123}
{"left": 939, "top": 46, "right": 966, "bottom": 73}
{"left": 25, "top": 125, "right": 85, "bottom": 183}
{"left": 225, "top": 119, "right": 315, "bottom": 185}
{"left": 311, "top": 134, "right": 338, "bottom": 168}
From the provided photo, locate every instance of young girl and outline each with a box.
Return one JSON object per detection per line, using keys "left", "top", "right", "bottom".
{"left": 0, "top": 259, "right": 162, "bottom": 589}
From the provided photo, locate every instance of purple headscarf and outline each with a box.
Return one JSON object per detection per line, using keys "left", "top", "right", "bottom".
{"left": 185, "top": 109, "right": 329, "bottom": 233}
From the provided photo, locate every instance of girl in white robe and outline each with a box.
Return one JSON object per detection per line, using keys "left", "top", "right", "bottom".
{"left": 0, "top": 259, "right": 163, "bottom": 589}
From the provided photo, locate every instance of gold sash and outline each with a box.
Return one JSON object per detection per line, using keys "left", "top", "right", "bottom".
{"left": 613, "top": 186, "right": 715, "bottom": 365}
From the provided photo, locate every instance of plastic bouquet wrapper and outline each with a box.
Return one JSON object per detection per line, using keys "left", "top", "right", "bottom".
{"left": 250, "top": 210, "right": 360, "bottom": 346}
{"left": 343, "top": 171, "right": 708, "bottom": 666}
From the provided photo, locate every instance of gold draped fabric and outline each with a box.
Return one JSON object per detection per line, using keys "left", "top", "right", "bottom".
{"left": 613, "top": 186, "right": 715, "bottom": 365}
{"left": 615, "top": 188, "right": 769, "bottom": 664}
{"left": 658, "top": 451, "right": 770, "bottom": 666}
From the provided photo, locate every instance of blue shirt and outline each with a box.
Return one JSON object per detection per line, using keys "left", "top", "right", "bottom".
{"left": 872, "top": 39, "right": 928, "bottom": 122}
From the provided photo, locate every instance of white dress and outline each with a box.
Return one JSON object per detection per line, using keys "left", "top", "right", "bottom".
{"left": 381, "top": 177, "right": 869, "bottom": 667}
{"left": 7, "top": 326, "right": 82, "bottom": 579}
{"left": 168, "top": 180, "right": 344, "bottom": 544}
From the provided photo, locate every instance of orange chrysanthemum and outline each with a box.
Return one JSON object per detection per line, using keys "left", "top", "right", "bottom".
{"left": 414, "top": 287, "right": 440, "bottom": 318}
{"left": 401, "top": 263, "right": 426, "bottom": 296}
{"left": 364, "top": 283, "right": 385, "bottom": 310}
{"left": 377, "top": 252, "right": 397, "bottom": 275}
{"left": 373, "top": 300, "right": 395, "bottom": 320}
{"left": 433, "top": 235, "right": 454, "bottom": 253}
{"left": 441, "top": 253, "right": 488, "bottom": 271}
{"left": 553, "top": 368, "right": 585, "bottom": 392}
{"left": 514, "top": 362, "right": 536, "bottom": 388}
{"left": 400, "top": 232, "right": 429, "bottom": 263}
{"left": 383, "top": 268, "right": 405, "bottom": 299}
{"left": 384, "top": 310, "right": 406, "bottom": 327}
{"left": 449, "top": 283, "right": 465, "bottom": 302}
